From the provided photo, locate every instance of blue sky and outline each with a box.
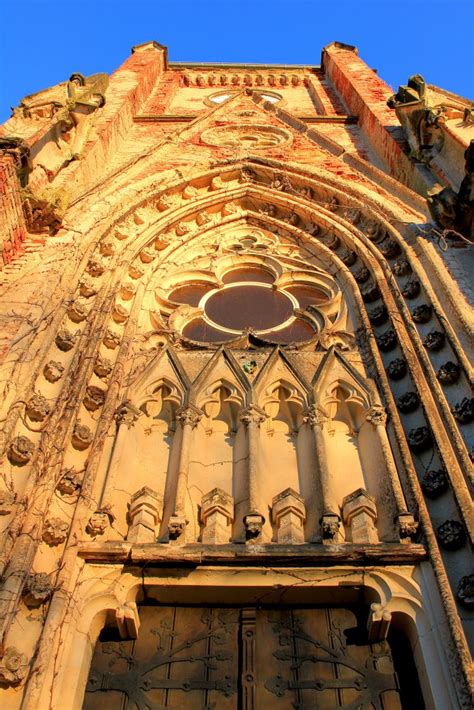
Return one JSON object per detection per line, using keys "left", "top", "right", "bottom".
{"left": 1, "top": 0, "right": 473, "bottom": 123}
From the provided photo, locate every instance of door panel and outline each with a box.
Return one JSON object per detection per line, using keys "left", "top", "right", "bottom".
{"left": 84, "top": 605, "right": 402, "bottom": 709}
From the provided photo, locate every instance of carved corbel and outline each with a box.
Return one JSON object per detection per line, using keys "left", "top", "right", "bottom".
{"left": 243, "top": 511, "right": 265, "bottom": 543}
{"left": 114, "top": 400, "right": 142, "bottom": 429}
{"left": 115, "top": 602, "right": 140, "bottom": 640}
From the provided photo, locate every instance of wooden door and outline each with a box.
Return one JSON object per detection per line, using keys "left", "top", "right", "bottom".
{"left": 84, "top": 605, "right": 403, "bottom": 709}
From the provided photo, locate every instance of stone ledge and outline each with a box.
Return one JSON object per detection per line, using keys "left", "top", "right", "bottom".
{"left": 78, "top": 541, "right": 427, "bottom": 565}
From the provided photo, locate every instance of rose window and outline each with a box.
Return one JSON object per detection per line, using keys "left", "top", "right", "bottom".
{"left": 164, "top": 265, "right": 333, "bottom": 345}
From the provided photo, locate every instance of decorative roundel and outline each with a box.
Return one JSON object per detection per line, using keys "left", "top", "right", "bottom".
{"left": 167, "top": 265, "right": 329, "bottom": 345}
{"left": 201, "top": 124, "right": 291, "bottom": 150}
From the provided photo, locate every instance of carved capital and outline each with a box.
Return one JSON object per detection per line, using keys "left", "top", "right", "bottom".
{"left": 303, "top": 405, "right": 328, "bottom": 429}
{"left": 127, "top": 487, "right": 162, "bottom": 543}
{"left": 367, "top": 603, "right": 392, "bottom": 642}
{"left": 239, "top": 405, "right": 266, "bottom": 427}
{"left": 176, "top": 405, "right": 203, "bottom": 428}
{"left": 0, "top": 646, "right": 29, "bottom": 685}
{"left": 114, "top": 401, "right": 142, "bottom": 428}
{"left": 365, "top": 405, "right": 387, "bottom": 427}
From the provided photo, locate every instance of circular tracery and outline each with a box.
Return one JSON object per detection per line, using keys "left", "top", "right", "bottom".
{"left": 204, "top": 284, "right": 294, "bottom": 332}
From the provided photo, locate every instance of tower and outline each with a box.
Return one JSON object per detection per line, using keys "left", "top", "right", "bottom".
{"left": 0, "top": 41, "right": 472, "bottom": 708}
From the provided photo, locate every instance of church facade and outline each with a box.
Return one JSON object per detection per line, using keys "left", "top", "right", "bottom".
{"left": 0, "top": 41, "right": 472, "bottom": 708}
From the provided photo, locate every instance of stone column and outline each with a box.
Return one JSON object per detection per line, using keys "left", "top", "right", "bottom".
{"left": 100, "top": 400, "right": 142, "bottom": 508}
{"left": 200, "top": 488, "right": 234, "bottom": 544}
{"left": 168, "top": 404, "right": 202, "bottom": 541}
{"left": 365, "top": 406, "right": 418, "bottom": 541}
{"left": 272, "top": 488, "right": 306, "bottom": 544}
{"left": 127, "top": 487, "right": 162, "bottom": 543}
{"left": 303, "top": 405, "right": 342, "bottom": 543}
{"left": 239, "top": 405, "right": 266, "bottom": 542}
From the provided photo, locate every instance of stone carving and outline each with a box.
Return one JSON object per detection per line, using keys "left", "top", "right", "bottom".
{"left": 401, "top": 279, "right": 420, "bottom": 299}
{"left": 397, "top": 512, "right": 419, "bottom": 541}
{"left": 457, "top": 574, "right": 474, "bottom": 608}
{"left": 367, "top": 603, "right": 392, "bottom": 642}
{"left": 79, "top": 278, "right": 98, "bottom": 298}
{"left": 427, "top": 140, "right": 474, "bottom": 240}
{"left": 112, "top": 304, "right": 129, "bottom": 324}
{"left": 376, "top": 329, "right": 397, "bottom": 352}
{"left": 103, "top": 330, "right": 121, "bottom": 349}
{"left": 322, "top": 196, "right": 339, "bottom": 212}
{"left": 0, "top": 488, "right": 16, "bottom": 515}
{"left": 240, "top": 405, "right": 267, "bottom": 427}
{"left": 412, "top": 304, "right": 432, "bottom": 323}
{"left": 271, "top": 173, "right": 292, "bottom": 191}
{"left": 320, "top": 513, "right": 341, "bottom": 541}
{"left": 388, "top": 75, "right": 445, "bottom": 163}
{"left": 0, "top": 646, "right": 29, "bottom": 685}
{"left": 271, "top": 488, "right": 306, "bottom": 544}
{"left": 421, "top": 469, "right": 448, "bottom": 498}
{"left": 392, "top": 258, "right": 412, "bottom": 276}
{"left": 114, "top": 400, "right": 142, "bottom": 428}
{"left": 240, "top": 167, "right": 256, "bottom": 182}
{"left": 340, "top": 249, "right": 357, "bottom": 266}
{"left": 94, "top": 354, "right": 113, "bottom": 377}
{"left": 242, "top": 359, "right": 257, "bottom": 374}
{"left": 168, "top": 515, "right": 187, "bottom": 541}
{"left": 99, "top": 240, "right": 115, "bottom": 256}
{"left": 8, "top": 436, "right": 34, "bottom": 465}
{"left": 386, "top": 358, "right": 407, "bottom": 380}
{"left": 343, "top": 207, "right": 360, "bottom": 225}
{"left": 282, "top": 211, "right": 299, "bottom": 226}
{"left": 423, "top": 330, "right": 445, "bottom": 351}
{"left": 55, "top": 328, "right": 76, "bottom": 351}
{"left": 86, "top": 258, "right": 106, "bottom": 277}
{"left": 42, "top": 517, "right": 68, "bottom": 545}
{"left": 26, "top": 393, "right": 50, "bottom": 422}
{"left": 140, "top": 247, "right": 155, "bottom": 263}
{"left": 368, "top": 305, "right": 388, "bottom": 326}
{"left": 303, "top": 405, "right": 328, "bottom": 428}
{"left": 397, "top": 391, "right": 419, "bottom": 413}
{"left": 259, "top": 204, "right": 276, "bottom": 217}
{"left": 364, "top": 220, "right": 382, "bottom": 241}
{"left": 437, "top": 361, "right": 461, "bottom": 385}
{"left": 43, "top": 360, "right": 65, "bottom": 382}
{"left": 129, "top": 263, "right": 145, "bottom": 279}
{"left": 175, "top": 221, "right": 190, "bottom": 236}
{"left": 196, "top": 211, "right": 211, "bottom": 226}
{"left": 342, "top": 488, "right": 378, "bottom": 544}
{"left": 176, "top": 405, "right": 203, "bottom": 428}
{"left": 200, "top": 488, "right": 234, "bottom": 544}
{"left": 21, "top": 188, "right": 67, "bottom": 235}
{"left": 86, "top": 509, "right": 113, "bottom": 536}
{"left": 407, "top": 426, "right": 432, "bottom": 453}
{"left": 201, "top": 124, "right": 291, "bottom": 150}
{"left": 321, "top": 233, "right": 340, "bottom": 250}
{"left": 56, "top": 468, "right": 82, "bottom": 496}
{"left": 361, "top": 283, "right": 380, "bottom": 302}
{"left": 452, "top": 397, "right": 474, "bottom": 424}
{"left": 379, "top": 239, "right": 401, "bottom": 259}
{"left": 23, "top": 573, "right": 53, "bottom": 607}
{"left": 72, "top": 422, "right": 93, "bottom": 450}
{"left": 365, "top": 405, "right": 387, "bottom": 426}
{"left": 354, "top": 266, "right": 370, "bottom": 283}
{"left": 83, "top": 385, "right": 106, "bottom": 411}
{"left": 243, "top": 511, "right": 265, "bottom": 542}
{"left": 127, "top": 487, "right": 162, "bottom": 543}
{"left": 436, "top": 520, "right": 466, "bottom": 551}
